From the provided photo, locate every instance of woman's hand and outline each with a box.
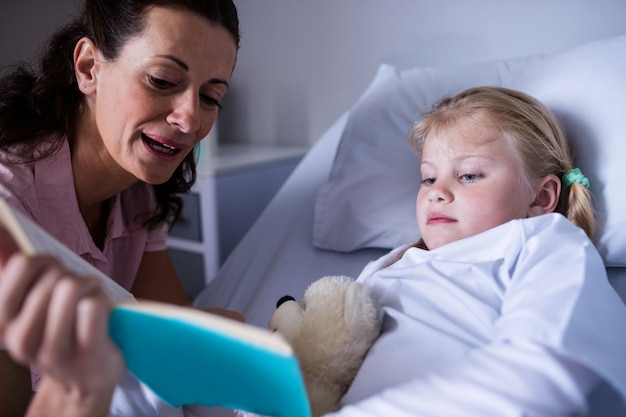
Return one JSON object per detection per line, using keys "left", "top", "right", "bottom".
{"left": 0, "top": 226, "right": 125, "bottom": 416}
{"left": 202, "top": 307, "right": 245, "bottom": 323}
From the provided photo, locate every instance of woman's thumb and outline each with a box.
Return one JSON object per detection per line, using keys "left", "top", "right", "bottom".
{"left": 0, "top": 225, "right": 20, "bottom": 268}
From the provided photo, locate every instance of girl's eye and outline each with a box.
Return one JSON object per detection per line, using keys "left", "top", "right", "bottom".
{"left": 421, "top": 177, "right": 436, "bottom": 185}
{"left": 148, "top": 75, "right": 175, "bottom": 90}
{"left": 460, "top": 173, "right": 480, "bottom": 182}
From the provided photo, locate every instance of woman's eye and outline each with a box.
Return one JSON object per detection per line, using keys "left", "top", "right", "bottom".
{"left": 201, "top": 94, "right": 222, "bottom": 109}
{"left": 148, "top": 75, "right": 175, "bottom": 90}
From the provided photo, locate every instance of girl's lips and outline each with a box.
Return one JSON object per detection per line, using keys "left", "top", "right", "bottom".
{"left": 427, "top": 213, "right": 456, "bottom": 225}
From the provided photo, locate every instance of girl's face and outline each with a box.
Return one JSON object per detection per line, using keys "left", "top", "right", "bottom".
{"left": 416, "top": 124, "right": 539, "bottom": 250}
{"left": 78, "top": 6, "right": 237, "bottom": 185}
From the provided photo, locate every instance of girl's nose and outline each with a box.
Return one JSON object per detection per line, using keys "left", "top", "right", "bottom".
{"left": 428, "top": 182, "right": 453, "bottom": 203}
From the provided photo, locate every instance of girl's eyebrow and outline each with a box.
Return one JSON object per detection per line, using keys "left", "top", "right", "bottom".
{"left": 156, "top": 54, "right": 230, "bottom": 87}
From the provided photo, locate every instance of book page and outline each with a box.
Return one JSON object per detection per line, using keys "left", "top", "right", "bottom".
{"left": 0, "top": 199, "right": 135, "bottom": 303}
{"left": 118, "top": 301, "right": 293, "bottom": 355}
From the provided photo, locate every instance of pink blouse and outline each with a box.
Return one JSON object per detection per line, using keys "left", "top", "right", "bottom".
{"left": 0, "top": 140, "right": 168, "bottom": 291}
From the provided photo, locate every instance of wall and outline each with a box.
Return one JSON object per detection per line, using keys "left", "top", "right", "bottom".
{"left": 3, "top": 1, "right": 626, "bottom": 147}
{"left": 0, "top": 0, "right": 80, "bottom": 66}
{"left": 224, "top": 0, "right": 626, "bottom": 146}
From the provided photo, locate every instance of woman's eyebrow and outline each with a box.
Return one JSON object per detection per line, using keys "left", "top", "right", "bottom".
{"left": 157, "top": 54, "right": 189, "bottom": 71}
{"left": 156, "top": 54, "right": 230, "bottom": 87}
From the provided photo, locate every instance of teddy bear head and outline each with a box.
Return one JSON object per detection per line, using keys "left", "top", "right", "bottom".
{"left": 269, "top": 275, "right": 380, "bottom": 417}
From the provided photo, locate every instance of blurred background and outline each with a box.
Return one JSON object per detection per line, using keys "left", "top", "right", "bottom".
{"left": 3, "top": 1, "right": 626, "bottom": 149}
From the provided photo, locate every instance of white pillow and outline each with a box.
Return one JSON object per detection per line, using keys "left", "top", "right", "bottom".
{"left": 313, "top": 34, "right": 626, "bottom": 267}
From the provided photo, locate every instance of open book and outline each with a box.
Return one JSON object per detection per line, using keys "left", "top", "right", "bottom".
{"left": 110, "top": 302, "right": 310, "bottom": 417}
{"left": 0, "top": 198, "right": 310, "bottom": 417}
{"left": 0, "top": 198, "right": 134, "bottom": 303}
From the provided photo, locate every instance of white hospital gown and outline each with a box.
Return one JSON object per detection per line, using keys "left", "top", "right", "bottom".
{"left": 330, "top": 213, "right": 626, "bottom": 417}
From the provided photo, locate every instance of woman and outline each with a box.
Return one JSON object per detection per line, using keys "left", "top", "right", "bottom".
{"left": 0, "top": 0, "right": 240, "bottom": 414}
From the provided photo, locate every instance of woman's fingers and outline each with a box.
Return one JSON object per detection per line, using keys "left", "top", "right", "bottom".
{"left": 40, "top": 278, "right": 125, "bottom": 391}
{"left": 75, "top": 288, "right": 114, "bottom": 349}
{"left": 2, "top": 265, "right": 125, "bottom": 390}
{"left": 38, "top": 277, "right": 102, "bottom": 371}
{"left": 75, "top": 294, "right": 126, "bottom": 389}
{"left": 0, "top": 243, "right": 125, "bottom": 397}
{"left": 0, "top": 254, "right": 63, "bottom": 329}
{"left": 0, "top": 224, "right": 20, "bottom": 266}
{"left": 203, "top": 307, "right": 245, "bottom": 322}
{"left": 0, "top": 254, "right": 38, "bottom": 332}
{"left": 0, "top": 256, "right": 66, "bottom": 364}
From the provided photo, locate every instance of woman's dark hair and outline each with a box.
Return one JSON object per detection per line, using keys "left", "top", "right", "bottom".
{"left": 0, "top": 0, "right": 239, "bottom": 228}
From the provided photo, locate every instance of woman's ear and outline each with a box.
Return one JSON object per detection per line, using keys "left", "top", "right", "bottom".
{"left": 528, "top": 174, "right": 561, "bottom": 217}
{"left": 74, "top": 37, "right": 99, "bottom": 95}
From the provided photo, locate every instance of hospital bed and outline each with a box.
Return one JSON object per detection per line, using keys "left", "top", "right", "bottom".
{"left": 194, "top": 33, "right": 626, "bottom": 415}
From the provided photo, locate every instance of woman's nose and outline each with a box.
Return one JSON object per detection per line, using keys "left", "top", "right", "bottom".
{"left": 167, "top": 92, "right": 201, "bottom": 134}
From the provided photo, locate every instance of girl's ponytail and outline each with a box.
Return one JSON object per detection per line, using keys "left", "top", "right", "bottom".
{"left": 562, "top": 173, "right": 596, "bottom": 239}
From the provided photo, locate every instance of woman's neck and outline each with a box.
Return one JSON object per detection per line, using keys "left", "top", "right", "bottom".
{"left": 70, "top": 111, "right": 137, "bottom": 246}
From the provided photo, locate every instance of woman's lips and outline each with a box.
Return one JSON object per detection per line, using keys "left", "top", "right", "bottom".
{"left": 141, "top": 133, "right": 183, "bottom": 159}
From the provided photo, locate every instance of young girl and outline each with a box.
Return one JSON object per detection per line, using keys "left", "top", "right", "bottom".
{"left": 327, "top": 87, "right": 626, "bottom": 416}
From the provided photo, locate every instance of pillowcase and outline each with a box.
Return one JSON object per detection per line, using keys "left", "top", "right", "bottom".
{"left": 313, "top": 34, "right": 626, "bottom": 267}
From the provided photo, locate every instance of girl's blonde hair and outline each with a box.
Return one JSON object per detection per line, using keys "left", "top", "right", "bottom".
{"left": 410, "top": 86, "right": 595, "bottom": 240}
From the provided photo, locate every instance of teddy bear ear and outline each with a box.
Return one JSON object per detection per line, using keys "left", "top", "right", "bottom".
{"left": 268, "top": 297, "right": 304, "bottom": 341}
{"left": 276, "top": 295, "right": 296, "bottom": 309}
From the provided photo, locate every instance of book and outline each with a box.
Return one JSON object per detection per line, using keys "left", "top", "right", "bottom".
{"left": 109, "top": 302, "right": 310, "bottom": 417}
{"left": 0, "top": 198, "right": 311, "bottom": 417}
{"left": 0, "top": 198, "right": 134, "bottom": 303}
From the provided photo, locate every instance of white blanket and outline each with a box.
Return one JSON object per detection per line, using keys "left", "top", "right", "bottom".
{"left": 329, "top": 213, "right": 626, "bottom": 417}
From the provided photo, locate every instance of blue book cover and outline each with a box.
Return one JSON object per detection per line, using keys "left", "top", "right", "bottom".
{"left": 109, "top": 302, "right": 311, "bottom": 417}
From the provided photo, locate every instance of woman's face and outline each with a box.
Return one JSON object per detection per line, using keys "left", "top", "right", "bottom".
{"left": 80, "top": 6, "right": 237, "bottom": 184}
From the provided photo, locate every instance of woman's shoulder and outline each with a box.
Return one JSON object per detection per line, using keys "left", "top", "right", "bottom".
{"left": 0, "top": 139, "right": 70, "bottom": 219}
{"left": 0, "top": 148, "right": 37, "bottom": 201}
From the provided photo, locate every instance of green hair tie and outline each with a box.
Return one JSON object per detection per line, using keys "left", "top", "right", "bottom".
{"left": 562, "top": 168, "right": 590, "bottom": 188}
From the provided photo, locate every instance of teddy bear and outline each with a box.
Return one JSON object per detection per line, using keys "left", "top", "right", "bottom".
{"left": 266, "top": 275, "right": 381, "bottom": 417}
